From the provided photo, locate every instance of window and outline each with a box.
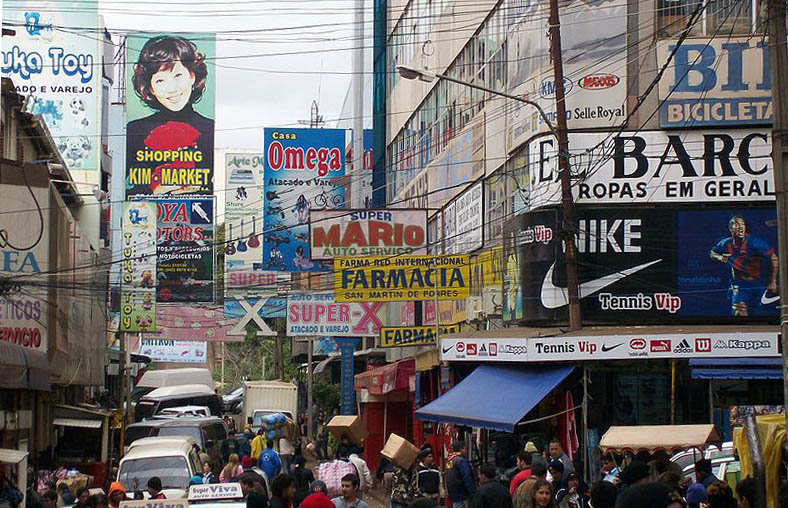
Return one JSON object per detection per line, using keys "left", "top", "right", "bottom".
{"left": 657, "top": 0, "right": 760, "bottom": 37}
{"left": 118, "top": 456, "right": 190, "bottom": 491}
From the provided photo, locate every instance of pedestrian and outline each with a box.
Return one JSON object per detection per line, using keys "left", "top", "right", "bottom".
{"left": 619, "top": 460, "right": 650, "bottom": 487}
{"left": 269, "top": 474, "right": 297, "bottom": 508}
{"left": 600, "top": 455, "right": 620, "bottom": 484}
{"left": 510, "top": 451, "right": 534, "bottom": 496}
{"left": 223, "top": 432, "right": 241, "bottom": 463}
{"left": 292, "top": 455, "right": 315, "bottom": 506}
{"left": 548, "top": 439, "right": 575, "bottom": 475}
{"left": 446, "top": 441, "right": 476, "bottom": 508}
{"left": 42, "top": 490, "right": 58, "bottom": 508}
{"left": 524, "top": 442, "right": 544, "bottom": 467}
{"left": 695, "top": 459, "right": 718, "bottom": 488}
{"left": 347, "top": 452, "right": 373, "bottom": 496}
{"left": 280, "top": 435, "right": 295, "bottom": 475}
{"left": 190, "top": 476, "right": 205, "bottom": 487}
{"left": 706, "top": 481, "right": 736, "bottom": 508}
{"left": 530, "top": 479, "right": 558, "bottom": 508}
{"left": 414, "top": 446, "right": 444, "bottom": 503}
{"left": 247, "top": 490, "right": 270, "bottom": 508}
{"left": 240, "top": 477, "right": 256, "bottom": 499}
{"left": 242, "top": 456, "right": 256, "bottom": 471}
{"left": 239, "top": 425, "right": 254, "bottom": 459}
{"left": 548, "top": 460, "right": 564, "bottom": 493}
{"left": 201, "top": 462, "right": 217, "bottom": 484}
{"left": 58, "top": 483, "right": 77, "bottom": 505}
{"left": 736, "top": 478, "right": 756, "bottom": 508}
{"left": 615, "top": 482, "right": 685, "bottom": 508}
{"left": 470, "top": 463, "right": 512, "bottom": 508}
{"left": 260, "top": 441, "right": 282, "bottom": 480}
{"left": 75, "top": 488, "right": 90, "bottom": 508}
{"left": 647, "top": 451, "right": 682, "bottom": 483}
{"left": 300, "top": 481, "right": 333, "bottom": 508}
{"left": 252, "top": 430, "right": 266, "bottom": 462}
{"left": 107, "top": 482, "right": 126, "bottom": 508}
{"left": 390, "top": 462, "right": 414, "bottom": 508}
{"left": 147, "top": 477, "right": 166, "bottom": 499}
{"left": 589, "top": 481, "right": 617, "bottom": 508}
{"left": 556, "top": 472, "right": 589, "bottom": 508}
{"left": 330, "top": 474, "right": 368, "bottom": 508}
{"left": 686, "top": 484, "right": 708, "bottom": 508}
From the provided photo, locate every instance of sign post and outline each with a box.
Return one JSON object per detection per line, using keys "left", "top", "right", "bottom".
{"left": 335, "top": 337, "right": 360, "bottom": 415}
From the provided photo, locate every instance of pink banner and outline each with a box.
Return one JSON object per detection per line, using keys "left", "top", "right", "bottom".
{"left": 148, "top": 305, "right": 245, "bottom": 342}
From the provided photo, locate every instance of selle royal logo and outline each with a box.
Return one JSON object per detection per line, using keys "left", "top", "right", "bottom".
{"left": 267, "top": 140, "right": 342, "bottom": 177}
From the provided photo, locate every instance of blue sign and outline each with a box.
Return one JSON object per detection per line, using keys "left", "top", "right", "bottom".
{"left": 335, "top": 337, "right": 360, "bottom": 415}
{"left": 313, "top": 336, "right": 338, "bottom": 356}
{"left": 223, "top": 295, "right": 286, "bottom": 319}
{"left": 263, "top": 128, "right": 346, "bottom": 272}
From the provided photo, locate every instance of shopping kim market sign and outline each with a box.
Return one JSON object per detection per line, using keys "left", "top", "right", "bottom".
{"left": 334, "top": 255, "right": 471, "bottom": 302}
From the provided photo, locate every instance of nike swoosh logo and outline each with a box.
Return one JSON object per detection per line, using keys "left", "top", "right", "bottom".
{"left": 601, "top": 343, "right": 624, "bottom": 352}
{"left": 761, "top": 292, "right": 780, "bottom": 305}
{"left": 540, "top": 259, "right": 663, "bottom": 309}
{"left": 442, "top": 345, "right": 454, "bottom": 354}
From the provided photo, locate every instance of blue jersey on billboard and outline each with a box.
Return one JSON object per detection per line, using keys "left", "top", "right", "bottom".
{"left": 263, "top": 128, "right": 346, "bottom": 272}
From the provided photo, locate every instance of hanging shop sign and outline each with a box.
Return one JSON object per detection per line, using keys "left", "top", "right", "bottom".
{"left": 137, "top": 338, "right": 207, "bottom": 363}
{"left": 379, "top": 325, "right": 461, "bottom": 348}
{"left": 334, "top": 255, "right": 471, "bottom": 302}
{"left": 443, "top": 182, "right": 483, "bottom": 254}
{"left": 224, "top": 152, "right": 266, "bottom": 287}
{"left": 439, "top": 338, "right": 529, "bottom": 362}
{"left": 286, "top": 292, "right": 384, "bottom": 337}
{"left": 309, "top": 209, "right": 427, "bottom": 259}
{"left": 263, "top": 127, "right": 346, "bottom": 272}
{"left": 657, "top": 38, "right": 772, "bottom": 127}
{"left": 151, "top": 305, "right": 244, "bottom": 342}
{"left": 224, "top": 294, "right": 286, "bottom": 319}
{"left": 120, "top": 201, "right": 157, "bottom": 332}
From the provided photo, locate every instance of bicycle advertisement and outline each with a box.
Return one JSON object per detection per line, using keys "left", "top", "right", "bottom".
{"left": 262, "top": 127, "right": 346, "bottom": 272}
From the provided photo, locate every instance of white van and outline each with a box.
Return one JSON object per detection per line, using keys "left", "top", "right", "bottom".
{"left": 132, "top": 368, "right": 215, "bottom": 402}
{"left": 117, "top": 436, "right": 201, "bottom": 498}
{"left": 135, "top": 385, "right": 222, "bottom": 422}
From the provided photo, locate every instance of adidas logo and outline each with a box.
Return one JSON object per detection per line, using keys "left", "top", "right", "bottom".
{"left": 673, "top": 339, "right": 692, "bottom": 354}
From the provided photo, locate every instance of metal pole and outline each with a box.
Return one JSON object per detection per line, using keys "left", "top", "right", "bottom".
{"left": 351, "top": 0, "right": 365, "bottom": 207}
{"left": 744, "top": 413, "right": 767, "bottom": 508}
{"left": 221, "top": 342, "right": 225, "bottom": 390}
{"left": 582, "top": 364, "right": 588, "bottom": 482}
{"left": 767, "top": 0, "right": 788, "bottom": 437}
{"left": 307, "top": 337, "right": 314, "bottom": 441}
{"left": 670, "top": 359, "right": 676, "bottom": 425}
{"left": 119, "top": 332, "right": 127, "bottom": 452}
{"left": 548, "top": 0, "right": 581, "bottom": 330}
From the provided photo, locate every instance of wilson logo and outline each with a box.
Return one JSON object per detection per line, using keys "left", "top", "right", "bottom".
{"left": 579, "top": 74, "right": 620, "bottom": 90}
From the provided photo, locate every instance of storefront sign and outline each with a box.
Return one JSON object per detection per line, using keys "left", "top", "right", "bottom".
{"left": 530, "top": 130, "right": 773, "bottom": 208}
{"left": 125, "top": 33, "right": 215, "bottom": 197}
{"left": 188, "top": 483, "right": 243, "bottom": 500}
{"left": 443, "top": 182, "right": 483, "bottom": 254}
{"left": 153, "top": 305, "right": 244, "bottom": 342}
{"left": 440, "top": 338, "right": 529, "bottom": 362}
{"left": 336, "top": 337, "right": 359, "bottom": 415}
{"left": 658, "top": 38, "right": 772, "bottom": 127}
{"left": 287, "top": 292, "right": 384, "bottom": 336}
{"left": 154, "top": 197, "right": 214, "bottom": 302}
{"left": 137, "top": 338, "right": 207, "bottom": 364}
{"left": 528, "top": 332, "right": 779, "bottom": 361}
{"left": 334, "top": 255, "right": 471, "bottom": 302}
{"left": 379, "top": 325, "right": 460, "bottom": 348}
{"left": 310, "top": 209, "right": 427, "bottom": 259}
{"left": 263, "top": 127, "right": 346, "bottom": 272}
{"left": 224, "top": 152, "right": 266, "bottom": 286}
{"left": 121, "top": 201, "right": 157, "bottom": 332}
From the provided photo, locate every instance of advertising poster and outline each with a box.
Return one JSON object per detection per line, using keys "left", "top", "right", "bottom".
{"left": 138, "top": 338, "right": 207, "bottom": 364}
{"left": 263, "top": 127, "right": 346, "bottom": 272}
{"left": 0, "top": 184, "right": 50, "bottom": 351}
{"left": 470, "top": 246, "right": 504, "bottom": 297}
{"left": 224, "top": 294, "right": 286, "bottom": 319}
{"left": 153, "top": 305, "right": 244, "bottom": 342}
{"left": 440, "top": 338, "right": 529, "bottom": 362}
{"left": 729, "top": 406, "right": 784, "bottom": 427}
{"left": 313, "top": 337, "right": 338, "bottom": 356}
{"left": 224, "top": 152, "right": 266, "bottom": 284}
{"left": 443, "top": 182, "right": 483, "bottom": 254}
{"left": 287, "top": 292, "right": 384, "bottom": 337}
{"left": 120, "top": 201, "right": 157, "bottom": 331}
{"left": 309, "top": 209, "right": 427, "bottom": 259}
{"left": 154, "top": 197, "right": 214, "bottom": 302}
{"left": 125, "top": 33, "right": 215, "bottom": 197}
{"left": 379, "top": 325, "right": 461, "bottom": 348}
{"left": 334, "top": 255, "right": 471, "bottom": 302}
{"left": 2, "top": 1, "right": 101, "bottom": 171}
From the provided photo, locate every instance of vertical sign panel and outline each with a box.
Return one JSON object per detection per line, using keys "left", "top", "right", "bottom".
{"left": 120, "top": 201, "right": 157, "bottom": 331}
{"left": 336, "top": 337, "right": 360, "bottom": 414}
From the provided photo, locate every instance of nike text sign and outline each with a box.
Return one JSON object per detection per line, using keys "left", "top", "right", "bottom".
{"left": 334, "top": 255, "right": 471, "bottom": 302}
{"left": 528, "top": 332, "right": 779, "bottom": 361}
{"left": 287, "top": 292, "right": 384, "bottom": 336}
{"left": 379, "top": 325, "right": 460, "bottom": 348}
{"left": 440, "top": 338, "right": 529, "bottom": 362}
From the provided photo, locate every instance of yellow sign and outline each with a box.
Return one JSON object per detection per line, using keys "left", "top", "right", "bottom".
{"left": 335, "top": 255, "right": 471, "bottom": 302}
{"left": 470, "top": 246, "right": 504, "bottom": 296}
{"left": 379, "top": 324, "right": 461, "bottom": 348}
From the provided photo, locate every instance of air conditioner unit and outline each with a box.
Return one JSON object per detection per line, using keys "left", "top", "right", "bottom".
{"left": 466, "top": 296, "right": 483, "bottom": 322}
{"left": 482, "top": 287, "right": 502, "bottom": 316}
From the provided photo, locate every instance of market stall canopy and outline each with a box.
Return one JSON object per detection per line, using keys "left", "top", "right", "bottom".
{"left": 0, "top": 341, "right": 50, "bottom": 391}
{"left": 354, "top": 358, "right": 414, "bottom": 395}
{"left": 690, "top": 358, "right": 783, "bottom": 380}
{"left": 414, "top": 364, "right": 574, "bottom": 432}
{"left": 600, "top": 424, "right": 721, "bottom": 454}
{"left": 0, "top": 448, "right": 28, "bottom": 464}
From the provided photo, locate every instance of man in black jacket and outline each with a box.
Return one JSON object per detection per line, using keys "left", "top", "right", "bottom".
{"left": 471, "top": 463, "right": 512, "bottom": 508}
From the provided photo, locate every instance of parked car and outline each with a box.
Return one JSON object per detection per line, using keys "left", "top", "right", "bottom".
{"left": 131, "top": 368, "right": 215, "bottom": 403}
{"left": 125, "top": 416, "right": 228, "bottom": 470}
{"left": 135, "top": 384, "right": 222, "bottom": 422}
{"left": 117, "top": 436, "right": 202, "bottom": 498}
{"left": 681, "top": 455, "right": 741, "bottom": 487}
{"left": 222, "top": 386, "right": 244, "bottom": 413}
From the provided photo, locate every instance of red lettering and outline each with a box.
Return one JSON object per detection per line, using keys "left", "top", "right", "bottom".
{"left": 368, "top": 221, "right": 393, "bottom": 246}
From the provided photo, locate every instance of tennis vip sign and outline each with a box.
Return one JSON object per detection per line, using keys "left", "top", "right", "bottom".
{"left": 287, "top": 292, "right": 384, "bottom": 336}
{"left": 335, "top": 255, "right": 471, "bottom": 302}
{"left": 379, "top": 325, "right": 461, "bottom": 348}
{"left": 309, "top": 209, "right": 427, "bottom": 259}
{"left": 440, "top": 338, "right": 530, "bottom": 362}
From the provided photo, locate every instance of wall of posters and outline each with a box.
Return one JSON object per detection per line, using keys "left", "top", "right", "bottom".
{"left": 287, "top": 292, "right": 384, "bottom": 337}
{"left": 263, "top": 127, "right": 346, "bottom": 272}
{"left": 154, "top": 197, "right": 214, "bottom": 302}
{"left": 224, "top": 152, "right": 266, "bottom": 283}
{"left": 125, "top": 33, "right": 215, "bottom": 197}
{"left": 2, "top": 1, "right": 101, "bottom": 171}
{"left": 120, "top": 201, "right": 157, "bottom": 331}
{"left": 138, "top": 338, "right": 207, "bottom": 364}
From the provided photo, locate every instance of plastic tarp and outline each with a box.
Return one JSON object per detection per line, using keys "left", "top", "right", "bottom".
{"left": 414, "top": 364, "right": 574, "bottom": 432}
{"left": 599, "top": 424, "right": 721, "bottom": 454}
{"left": 0, "top": 341, "right": 50, "bottom": 391}
{"left": 690, "top": 358, "right": 782, "bottom": 380}
{"left": 734, "top": 414, "right": 786, "bottom": 508}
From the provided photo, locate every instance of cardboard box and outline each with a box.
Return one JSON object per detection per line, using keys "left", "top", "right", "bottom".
{"left": 326, "top": 415, "right": 368, "bottom": 446}
{"left": 380, "top": 433, "right": 419, "bottom": 469}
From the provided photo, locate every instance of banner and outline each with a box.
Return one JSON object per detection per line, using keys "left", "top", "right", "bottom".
{"left": 379, "top": 325, "right": 460, "bottom": 348}
{"left": 224, "top": 152, "right": 266, "bottom": 285}
{"left": 287, "top": 292, "right": 384, "bottom": 337}
{"left": 334, "top": 255, "right": 471, "bottom": 302}
{"left": 309, "top": 209, "right": 427, "bottom": 259}
{"left": 440, "top": 338, "right": 529, "bottom": 362}
{"left": 443, "top": 182, "right": 483, "bottom": 254}
{"left": 336, "top": 337, "right": 359, "bottom": 415}
{"left": 2, "top": 2, "right": 101, "bottom": 171}
{"left": 137, "top": 338, "right": 207, "bottom": 363}
{"left": 263, "top": 127, "right": 346, "bottom": 272}
{"left": 120, "top": 201, "right": 157, "bottom": 332}
{"left": 224, "top": 294, "right": 286, "bottom": 319}
{"left": 152, "top": 305, "right": 244, "bottom": 342}
{"left": 153, "top": 197, "right": 214, "bottom": 302}
{"left": 126, "top": 33, "right": 215, "bottom": 197}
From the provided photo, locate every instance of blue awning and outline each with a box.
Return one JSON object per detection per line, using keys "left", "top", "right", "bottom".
{"left": 415, "top": 364, "right": 574, "bottom": 432}
{"left": 690, "top": 358, "right": 783, "bottom": 380}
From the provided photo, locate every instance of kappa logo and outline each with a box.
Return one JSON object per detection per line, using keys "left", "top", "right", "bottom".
{"left": 650, "top": 339, "right": 671, "bottom": 352}
{"left": 673, "top": 338, "right": 693, "bottom": 354}
{"left": 695, "top": 338, "right": 711, "bottom": 353}
{"left": 467, "top": 344, "right": 478, "bottom": 355}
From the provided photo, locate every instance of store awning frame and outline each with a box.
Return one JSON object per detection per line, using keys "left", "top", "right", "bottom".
{"left": 690, "top": 358, "right": 783, "bottom": 380}
{"left": 599, "top": 424, "right": 721, "bottom": 454}
{"left": 53, "top": 418, "right": 103, "bottom": 429}
{"left": 415, "top": 364, "right": 574, "bottom": 432}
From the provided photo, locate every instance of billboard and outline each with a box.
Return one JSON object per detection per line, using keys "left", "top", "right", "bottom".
{"left": 657, "top": 38, "right": 772, "bottom": 127}
{"left": 137, "top": 338, "right": 207, "bottom": 364}
{"left": 334, "top": 255, "right": 471, "bottom": 302}
{"left": 505, "top": 205, "right": 780, "bottom": 324}
{"left": 126, "top": 33, "right": 215, "bottom": 197}
{"left": 263, "top": 128, "right": 346, "bottom": 272}
{"left": 224, "top": 294, "right": 286, "bottom": 319}
{"left": 530, "top": 130, "right": 773, "bottom": 208}
{"left": 379, "top": 325, "right": 461, "bottom": 348}
{"left": 154, "top": 198, "right": 214, "bottom": 302}
{"left": 440, "top": 338, "right": 529, "bottom": 362}
{"left": 309, "top": 209, "right": 427, "bottom": 259}
{"left": 2, "top": 2, "right": 101, "bottom": 171}
{"left": 120, "top": 201, "right": 157, "bottom": 332}
{"left": 286, "top": 292, "right": 384, "bottom": 337}
{"left": 443, "top": 182, "right": 483, "bottom": 254}
{"left": 224, "top": 152, "right": 266, "bottom": 283}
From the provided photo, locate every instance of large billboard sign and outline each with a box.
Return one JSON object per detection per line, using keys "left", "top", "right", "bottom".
{"left": 286, "top": 292, "right": 383, "bottom": 337}
{"left": 530, "top": 130, "right": 773, "bottom": 208}
{"left": 2, "top": 2, "right": 101, "bottom": 171}
{"left": 153, "top": 305, "right": 243, "bottom": 342}
{"left": 126, "top": 33, "right": 215, "bottom": 197}
{"left": 263, "top": 128, "right": 346, "bottom": 272}
{"left": 309, "top": 209, "right": 427, "bottom": 259}
{"left": 657, "top": 38, "right": 772, "bottom": 127}
{"left": 505, "top": 206, "right": 780, "bottom": 324}
{"left": 137, "top": 338, "right": 207, "bottom": 363}
{"left": 224, "top": 152, "right": 265, "bottom": 283}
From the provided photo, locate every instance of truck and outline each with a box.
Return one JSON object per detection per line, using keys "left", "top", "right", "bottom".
{"left": 242, "top": 381, "right": 298, "bottom": 431}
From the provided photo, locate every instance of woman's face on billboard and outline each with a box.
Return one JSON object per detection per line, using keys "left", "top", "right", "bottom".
{"left": 150, "top": 60, "right": 195, "bottom": 112}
